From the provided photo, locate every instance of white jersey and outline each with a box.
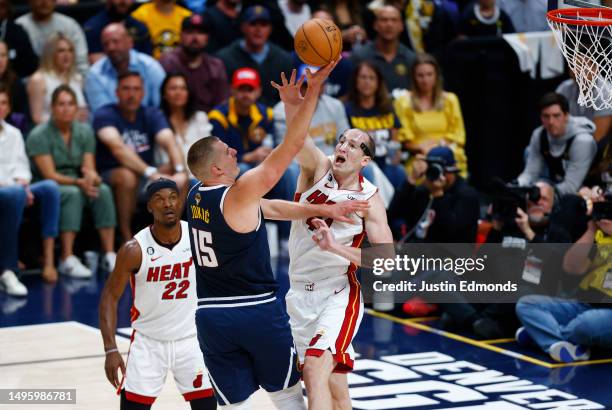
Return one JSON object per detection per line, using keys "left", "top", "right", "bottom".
{"left": 289, "top": 164, "right": 378, "bottom": 283}
{"left": 131, "top": 221, "right": 196, "bottom": 341}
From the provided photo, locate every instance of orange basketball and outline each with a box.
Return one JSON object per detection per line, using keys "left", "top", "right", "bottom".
{"left": 294, "top": 18, "right": 343, "bottom": 67}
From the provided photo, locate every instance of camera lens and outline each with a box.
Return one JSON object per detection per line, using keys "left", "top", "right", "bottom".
{"left": 426, "top": 163, "right": 443, "bottom": 181}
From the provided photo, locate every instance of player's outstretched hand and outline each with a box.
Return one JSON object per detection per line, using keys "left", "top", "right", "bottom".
{"left": 271, "top": 69, "right": 305, "bottom": 107}
{"left": 104, "top": 351, "right": 126, "bottom": 389}
{"left": 304, "top": 57, "right": 341, "bottom": 95}
{"left": 311, "top": 218, "right": 336, "bottom": 251}
{"left": 323, "top": 200, "right": 370, "bottom": 224}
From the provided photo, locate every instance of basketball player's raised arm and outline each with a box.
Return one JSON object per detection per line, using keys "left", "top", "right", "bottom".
{"left": 229, "top": 63, "right": 338, "bottom": 206}
{"left": 279, "top": 79, "right": 329, "bottom": 178}
{"left": 261, "top": 198, "right": 369, "bottom": 223}
{"left": 99, "top": 239, "right": 142, "bottom": 389}
{"left": 311, "top": 193, "right": 394, "bottom": 267}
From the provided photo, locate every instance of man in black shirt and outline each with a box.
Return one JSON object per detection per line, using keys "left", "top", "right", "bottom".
{"left": 389, "top": 146, "right": 480, "bottom": 243}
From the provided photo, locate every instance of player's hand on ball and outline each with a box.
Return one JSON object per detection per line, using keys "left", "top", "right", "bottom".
{"left": 271, "top": 69, "right": 305, "bottom": 107}
{"left": 104, "top": 351, "right": 126, "bottom": 389}
{"left": 304, "top": 58, "right": 341, "bottom": 94}
{"left": 311, "top": 218, "right": 335, "bottom": 251}
{"left": 325, "top": 200, "right": 370, "bottom": 223}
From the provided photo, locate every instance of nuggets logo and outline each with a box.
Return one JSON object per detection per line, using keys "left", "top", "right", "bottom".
{"left": 195, "top": 193, "right": 201, "bottom": 205}
{"left": 249, "top": 127, "right": 266, "bottom": 144}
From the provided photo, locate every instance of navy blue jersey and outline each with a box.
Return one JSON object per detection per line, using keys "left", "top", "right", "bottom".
{"left": 187, "top": 183, "right": 277, "bottom": 298}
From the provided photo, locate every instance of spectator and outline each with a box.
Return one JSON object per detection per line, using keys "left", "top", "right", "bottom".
{"left": 27, "top": 34, "right": 88, "bottom": 125}
{"left": 351, "top": 5, "right": 415, "bottom": 93}
{"left": 278, "top": 0, "right": 312, "bottom": 37}
{"left": 403, "top": 0, "right": 460, "bottom": 55}
{"left": 459, "top": 0, "right": 515, "bottom": 37}
{"left": 208, "top": 67, "right": 293, "bottom": 244}
{"left": 0, "top": 40, "right": 29, "bottom": 130}
{"left": 131, "top": 0, "right": 192, "bottom": 59}
{"left": 556, "top": 76, "right": 612, "bottom": 142}
{"left": 84, "top": 0, "right": 152, "bottom": 64}
{"left": 499, "top": 0, "right": 548, "bottom": 33}
{"left": 388, "top": 146, "right": 479, "bottom": 243}
{"left": 202, "top": 0, "right": 241, "bottom": 53}
{"left": 16, "top": 0, "right": 88, "bottom": 75}
{"left": 27, "top": 85, "right": 117, "bottom": 279}
{"left": 85, "top": 23, "right": 166, "bottom": 114}
{"left": 516, "top": 201, "right": 612, "bottom": 362}
{"left": 345, "top": 61, "right": 406, "bottom": 189}
{"left": 583, "top": 141, "right": 611, "bottom": 193}
{"left": 216, "top": 5, "right": 293, "bottom": 107}
{"left": 0, "top": 85, "right": 60, "bottom": 288}
{"left": 320, "top": 0, "right": 369, "bottom": 50}
{"left": 518, "top": 92, "right": 597, "bottom": 196}
{"left": 274, "top": 64, "right": 349, "bottom": 157}
{"left": 93, "top": 72, "right": 187, "bottom": 242}
{"left": 159, "top": 15, "right": 230, "bottom": 112}
{"left": 159, "top": 73, "right": 212, "bottom": 178}
{"left": 394, "top": 53, "right": 468, "bottom": 178}
{"left": 0, "top": 0, "right": 38, "bottom": 78}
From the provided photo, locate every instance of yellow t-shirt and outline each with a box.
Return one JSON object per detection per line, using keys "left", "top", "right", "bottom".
{"left": 394, "top": 91, "right": 468, "bottom": 177}
{"left": 131, "top": 3, "right": 192, "bottom": 59}
{"left": 579, "top": 230, "right": 612, "bottom": 298}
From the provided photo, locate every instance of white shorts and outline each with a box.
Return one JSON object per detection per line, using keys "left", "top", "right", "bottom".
{"left": 121, "top": 331, "right": 213, "bottom": 405}
{"left": 285, "top": 274, "right": 364, "bottom": 373}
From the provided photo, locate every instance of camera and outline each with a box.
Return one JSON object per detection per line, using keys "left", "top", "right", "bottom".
{"left": 592, "top": 193, "right": 612, "bottom": 221}
{"left": 425, "top": 158, "right": 445, "bottom": 181}
{"left": 490, "top": 180, "right": 541, "bottom": 224}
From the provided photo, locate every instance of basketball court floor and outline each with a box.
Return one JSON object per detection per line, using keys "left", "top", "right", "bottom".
{"left": 1, "top": 256, "right": 612, "bottom": 409}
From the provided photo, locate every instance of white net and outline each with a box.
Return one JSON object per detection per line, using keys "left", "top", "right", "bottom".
{"left": 548, "top": 9, "right": 612, "bottom": 110}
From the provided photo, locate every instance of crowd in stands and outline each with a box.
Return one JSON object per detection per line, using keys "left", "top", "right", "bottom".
{"left": 0, "top": 0, "right": 611, "bottom": 364}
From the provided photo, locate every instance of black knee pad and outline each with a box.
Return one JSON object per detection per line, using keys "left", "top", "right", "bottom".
{"left": 189, "top": 396, "right": 217, "bottom": 410}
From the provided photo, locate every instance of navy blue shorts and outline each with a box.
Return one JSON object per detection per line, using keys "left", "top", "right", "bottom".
{"left": 195, "top": 294, "right": 301, "bottom": 405}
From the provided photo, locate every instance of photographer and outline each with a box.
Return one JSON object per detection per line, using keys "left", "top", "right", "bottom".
{"left": 434, "top": 181, "right": 572, "bottom": 339}
{"left": 388, "top": 146, "right": 479, "bottom": 243}
{"left": 515, "top": 192, "right": 612, "bottom": 362}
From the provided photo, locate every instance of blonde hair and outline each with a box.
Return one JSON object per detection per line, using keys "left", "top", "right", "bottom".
{"left": 410, "top": 53, "right": 445, "bottom": 112}
{"left": 39, "top": 33, "right": 77, "bottom": 77}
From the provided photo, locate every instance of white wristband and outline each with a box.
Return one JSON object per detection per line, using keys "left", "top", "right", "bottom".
{"left": 105, "top": 348, "right": 118, "bottom": 355}
{"left": 174, "top": 164, "right": 185, "bottom": 173}
{"left": 144, "top": 166, "right": 157, "bottom": 178}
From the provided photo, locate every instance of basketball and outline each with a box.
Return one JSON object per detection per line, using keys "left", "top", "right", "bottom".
{"left": 294, "top": 18, "right": 343, "bottom": 67}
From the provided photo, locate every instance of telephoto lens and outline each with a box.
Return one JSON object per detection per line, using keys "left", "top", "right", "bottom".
{"left": 425, "top": 162, "right": 444, "bottom": 181}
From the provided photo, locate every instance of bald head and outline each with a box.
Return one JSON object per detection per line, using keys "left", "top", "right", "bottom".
{"left": 101, "top": 23, "right": 133, "bottom": 66}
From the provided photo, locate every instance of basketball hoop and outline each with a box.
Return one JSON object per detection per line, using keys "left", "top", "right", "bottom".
{"left": 547, "top": 8, "right": 612, "bottom": 110}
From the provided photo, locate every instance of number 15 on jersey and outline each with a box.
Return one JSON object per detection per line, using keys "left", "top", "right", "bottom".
{"left": 191, "top": 228, "right": 218, "bottom": 268}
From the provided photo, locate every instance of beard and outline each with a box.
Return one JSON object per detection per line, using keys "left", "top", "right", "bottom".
{"left": 183, "top": 45, "right": 206, "bottom": 57}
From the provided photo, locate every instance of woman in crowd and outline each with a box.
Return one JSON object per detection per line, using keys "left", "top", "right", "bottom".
{"left": 26, "top": 85, "right": 116, "bottom": 279}
{"left": 0, "top": 85, "right": 60, "bottom": 293}
{"left": 345, "top": 61, "right": 406, "bottom": 188}
{"left": 0, "top": 40, "right": 29, "bottom": 130}
{"left": 394, "top": 53, "right": 468, "bottom": 178}
{"left": 159, "top": 73, "right": 212, "bottom": 180}
{"left": 27, "top": 33, "right": 88, "bottom": 125}
{"left": 320, "top": 0, "right": 369, "bottom": 49}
